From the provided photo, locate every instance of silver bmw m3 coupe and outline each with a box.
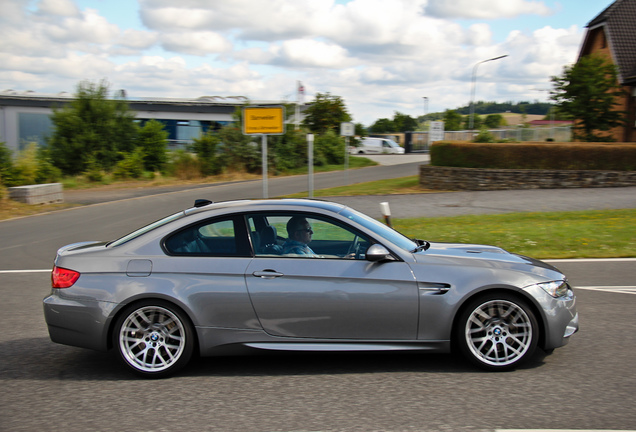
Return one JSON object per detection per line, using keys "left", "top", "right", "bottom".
{"left": 44, "top": 199, "right": 578, "bottom": 377}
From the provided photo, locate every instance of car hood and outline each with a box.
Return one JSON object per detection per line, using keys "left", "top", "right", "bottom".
{"left": 414, "top": 242, "right": 560, "bottom": 272}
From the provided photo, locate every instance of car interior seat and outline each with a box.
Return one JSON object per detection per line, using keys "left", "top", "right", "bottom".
{"left": 259, "top": 225, "right": 282, "bottom": 255}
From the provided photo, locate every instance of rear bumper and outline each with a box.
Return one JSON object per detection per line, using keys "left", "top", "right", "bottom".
{"left": 43, "top": 292, "right": 116, "bottom": 352}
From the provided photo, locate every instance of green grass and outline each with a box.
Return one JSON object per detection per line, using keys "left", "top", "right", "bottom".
{"left": 281, "top": 175, "right": 636, "bottom": 259}
{"left": 392, "top": 209, "right": 636, "bottom": 259}
{"left": 278, "top": 155, "right": 377, "bottom": 176}
{"left": 282, "top": 175, "right": 426, "bottom": 198}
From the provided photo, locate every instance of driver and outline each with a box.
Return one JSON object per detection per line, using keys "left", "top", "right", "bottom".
{"left": 283, "top": 216, "right": 318, "bottom": 256}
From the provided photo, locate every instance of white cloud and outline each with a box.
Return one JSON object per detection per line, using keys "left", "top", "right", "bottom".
{"left": 0, "top": 0, "right": 588, "bottom": 125}
{"left": 425, "top": 0, "right": 553, "bottom": 19}
{"left": 276, "top": 40, "right": 353, "bottom": 68}
{"left": 160, "top": 32, "right": 233, "bottom": 56}
{"left": 36, "top": 0, "right": 80, "bottom": 17}
{"left": 42, "top": 9, "right": 120, "bottom": 44}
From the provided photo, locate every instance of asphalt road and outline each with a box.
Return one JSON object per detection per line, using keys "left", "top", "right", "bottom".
{"left": 1, "top": 269, "right": 635, "bottom": 432}
{"left": 1, "top": 156, "right": 635, "bottom": 431}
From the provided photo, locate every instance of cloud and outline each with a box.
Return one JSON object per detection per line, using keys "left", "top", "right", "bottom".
{"left": 425, "top": 0, "right": 553, "bottom": 19}
{"left": 35, "top": 0, "right": 80, "bottom": 17}
{"left": 160, "top": 32, "right": 233, "bottom": 56}
{"left": 0, "top": 0, "right": 586, "bottom": 126}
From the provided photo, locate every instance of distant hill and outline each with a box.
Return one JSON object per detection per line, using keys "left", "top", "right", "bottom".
{"left": 456, "top": 101, "right": 552, "bottom": 116}
{"left": 500, "top": 113, "right": 544, "bottom": 126}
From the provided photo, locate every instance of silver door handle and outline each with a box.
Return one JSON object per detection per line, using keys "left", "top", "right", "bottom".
{"left": 252, "top": 270, "right": 284, "bottom": 279}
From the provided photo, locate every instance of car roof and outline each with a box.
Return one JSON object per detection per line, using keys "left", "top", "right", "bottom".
{"left": 183, "top": 198, "right": 348, "bottom": 217}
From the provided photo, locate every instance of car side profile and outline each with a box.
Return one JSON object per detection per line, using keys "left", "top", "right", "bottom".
{"left": 44, "top": 199, "right": 578, "bottom": 377}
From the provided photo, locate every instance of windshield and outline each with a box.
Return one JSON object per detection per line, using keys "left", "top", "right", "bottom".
{"left": 108, "top": 212, "right": 184, "bottom": 247}
{"left": 339, "top": 207, "right": 417, "bottom": 252}
{"left": 386, "top": 139, "right": 400, "bottom": 148}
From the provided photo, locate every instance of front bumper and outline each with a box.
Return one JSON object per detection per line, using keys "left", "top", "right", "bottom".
{"left": 523, "top": 284, "right": 578, "bottom": 350}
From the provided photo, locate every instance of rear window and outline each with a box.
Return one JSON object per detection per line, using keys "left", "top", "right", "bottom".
{"left": 164, "top": 216, "right": 247, "bottom": 256}
{"left": 108, "top": 212, "right": 184, "bottom": 247}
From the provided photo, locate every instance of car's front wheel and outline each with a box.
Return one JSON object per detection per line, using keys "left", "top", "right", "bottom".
{"left": 456, "top": 293, "right": 538, "bottom": 371}
{"left": 113, "top": 301, "right": 194, "bottom": 378}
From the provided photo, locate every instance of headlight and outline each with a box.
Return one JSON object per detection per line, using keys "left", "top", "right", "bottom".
{"left": 537, "top": 280, "right": 571, "bottom": 298}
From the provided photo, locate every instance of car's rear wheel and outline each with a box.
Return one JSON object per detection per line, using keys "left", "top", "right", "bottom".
{"left": 113, "top": 301, "right": 194, "bottom": 378}
{"left": 457, "top": 293, "right": 538, "bottom": 371}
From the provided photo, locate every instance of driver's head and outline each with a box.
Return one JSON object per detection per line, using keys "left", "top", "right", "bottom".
{"left": 287, "top": 216, "right": 313, "bottom": 244}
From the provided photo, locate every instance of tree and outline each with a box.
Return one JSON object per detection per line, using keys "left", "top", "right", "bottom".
{"left": 484, "top": 114, "right": 506, "bottom": 128}
{"left": 302, "top": 92, "right": 352, "bottom": 134}
{"left": 48, "top": 80, "right": 138, "bottom": 174}
{"left": 192, "top": 131, "right": 222, "bottom": 176}
{"left": 369, "top": 118, "right": 395, "bottom": 133}
{"left": 551, "top": 54, "right": 626, "bottom": 141}
{"left": 463, "top": 114, "right": 482, "bottom": 130}
{"left": 392, "top": 112, "right": 418, "bottom": 132}
{"left": 443, "top": 110, "right": 463, "bottom": 131}
{"left": 369, "top": 112, "right": 417, "bottom": 133}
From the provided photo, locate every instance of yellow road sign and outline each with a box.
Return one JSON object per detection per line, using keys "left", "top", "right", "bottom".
{"left": 243, "top": 106, "right": 285, "bottom": 135}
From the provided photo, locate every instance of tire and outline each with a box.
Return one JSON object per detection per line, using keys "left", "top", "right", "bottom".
{"left": 456, "top": 293, "right": 538, "bottom": 371}
{"left": 113, "top": 300, "right": 194, "bottom": 378}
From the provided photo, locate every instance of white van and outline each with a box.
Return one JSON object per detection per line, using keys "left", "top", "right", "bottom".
{"left": 350, "top": 137, "right": 405, "bottom": 155}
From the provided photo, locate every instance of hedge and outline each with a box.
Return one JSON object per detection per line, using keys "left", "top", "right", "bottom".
{"left": 430, "top": 141, "right": 636, "bottom": 171}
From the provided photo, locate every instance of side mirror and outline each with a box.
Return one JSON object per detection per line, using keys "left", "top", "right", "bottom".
{"left": 366, "top": 244, "right": 395, "bottom": 262}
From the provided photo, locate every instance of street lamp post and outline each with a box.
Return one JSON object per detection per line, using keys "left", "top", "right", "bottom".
{"left": 469, "top": 55, "right": 508, "bottom": 130}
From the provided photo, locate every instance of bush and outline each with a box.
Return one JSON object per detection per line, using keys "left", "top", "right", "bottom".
{"left": 167, "top": 150, "right": 202, "bottom": 180}
{"left": 0, "top": 142, "right": 15, "bottom": 186}
{"left": 35, "top": 146, "right": 62, "bottom": 184}
{"left": 473, "top": 127, "right": 496, "bottom": 143}
{"left": 137, "top": 120, "right": 168, "bottom": 172}
{"left": 431, "top": 141, "right": 636, "bottom": 170}
{"left": 192, "top": 132, "right": 222, "bottom": 176}
{"left": 314, "top": 130, "right": 345, "bottom": 166}
{"left": 11, "top": 143, "right": 39, "bottom": 185}
{"left": 113, "top": 148, "right": 145, "bottom": 179}
{"left": 218, "top": 126, "right": 260, "bottom": 173}
{"left": 83, "top": 155, "right": 105, "bottom": 182}
{"left": 269, "top": 129, "right": 307, "bottom": 173}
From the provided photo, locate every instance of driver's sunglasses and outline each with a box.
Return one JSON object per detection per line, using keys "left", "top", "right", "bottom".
{"left": 297, "top": 228, "right": 313, "bottom": 234}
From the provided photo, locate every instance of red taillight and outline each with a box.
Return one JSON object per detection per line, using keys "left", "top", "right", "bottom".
{"left": 52, "top": 266, "right": 80, "bottom": 288}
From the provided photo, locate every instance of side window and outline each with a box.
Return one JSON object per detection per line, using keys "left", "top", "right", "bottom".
{"left": 164, "top": 217, "right": 244, "bottom": 256}
{"left": 247, "top": 213, "right": 370, "bottom": 259}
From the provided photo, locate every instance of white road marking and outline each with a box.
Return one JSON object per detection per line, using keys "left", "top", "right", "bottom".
{"left": 0, "top": 269, "right": 50, "bottom": 274}
{"left": 546, "top": 258, "right": 636, "bottom": 263}
{"left": 574, "top": 286, "right": 636, "bottom": 295}
{"left": 498, "top": 430, "right": 636, "bottom": 432}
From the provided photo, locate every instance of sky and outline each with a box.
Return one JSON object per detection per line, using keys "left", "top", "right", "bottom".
{"left": 0, "top": 0, "right": 616, "bottom": 126}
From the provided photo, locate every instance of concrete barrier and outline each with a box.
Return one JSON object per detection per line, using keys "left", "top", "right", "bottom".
{"left": 8, "top": 183, "right": 64, "bottom": 204}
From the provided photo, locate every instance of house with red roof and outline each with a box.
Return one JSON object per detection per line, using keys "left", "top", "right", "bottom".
{"left": 579, "top": 0, "right": 636, "bottom": 141}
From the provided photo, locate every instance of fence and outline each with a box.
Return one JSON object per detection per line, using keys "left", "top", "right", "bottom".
{"left": 392, "top": 126, "right": 573, "bottom": 153}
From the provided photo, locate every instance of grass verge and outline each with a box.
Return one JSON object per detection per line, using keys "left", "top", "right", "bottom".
{"left": 282, "top": 175, "right": 430, "bottom": 198}
{"left": 393, "top": 209, "right": 636, "bottom": 259}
